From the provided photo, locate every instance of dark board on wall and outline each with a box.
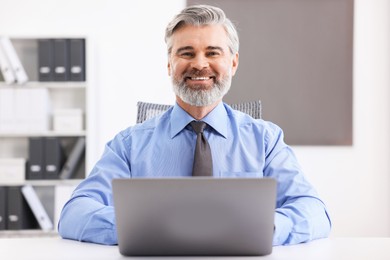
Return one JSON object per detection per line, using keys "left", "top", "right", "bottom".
{"left": 187, "top": 0, "right": 354, "bottom": 145}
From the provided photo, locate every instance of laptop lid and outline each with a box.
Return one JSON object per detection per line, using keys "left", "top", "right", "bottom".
{"left": 112, "top": 178, "right": 276, "bottom": 256}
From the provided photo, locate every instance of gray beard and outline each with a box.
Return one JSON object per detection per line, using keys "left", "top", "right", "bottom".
{"left": 172, "top": 74, "right": 232, "bottom": 107}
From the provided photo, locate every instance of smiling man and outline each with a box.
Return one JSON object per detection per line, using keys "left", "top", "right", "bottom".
{"left": 58, "top": 5, "right": 331, "bottom": 246}
{"left": 168, "top": 24, "right": 238, "bottom": 119}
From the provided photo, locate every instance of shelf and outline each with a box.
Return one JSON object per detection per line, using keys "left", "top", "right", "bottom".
{"left": 0, "top": 229, "right": 58, "bottom": 238}
{"left": 0, "top": 82, "right": 87, "bottom": 89}
{"left": 0, "top": 36, "right": 90, "bottom": 236}
{"left": 25, "top": 179, "right": 83, "bottom": 186}
{"left": 0, "top": 179, "right": 82, "bottom": 187}
{"left": 0, "top": 131, "right": 86, "bottom": 138}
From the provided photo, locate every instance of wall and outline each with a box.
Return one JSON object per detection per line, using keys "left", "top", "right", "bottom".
{"left": 0, "top": 0, "right": 389, "bottom": 238}
{"left": 295, "top": 0, "right": 390, "bottom": 237}
{"left": 191, "top": 0, "right": 354, "bottom": 146}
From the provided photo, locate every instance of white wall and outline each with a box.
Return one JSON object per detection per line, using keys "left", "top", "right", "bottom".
{"left": 294, "top": 0, "right": 390, "bottom": 237}
{"left": 0, "top": 0, "right": 389, "bottom": 238}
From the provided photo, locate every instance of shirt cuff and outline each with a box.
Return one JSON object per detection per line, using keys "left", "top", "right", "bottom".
{"left": 273, "top": 212, "right": 293, "bottom": 246}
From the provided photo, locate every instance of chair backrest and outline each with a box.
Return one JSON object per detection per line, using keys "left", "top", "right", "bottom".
{"left": 136, "top": 100, "right": 262, "bottom": 124}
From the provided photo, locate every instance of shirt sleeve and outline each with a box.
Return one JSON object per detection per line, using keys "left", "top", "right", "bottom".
{"left": 58, "top": 132, "right": 131, "bottom": 245}
{"left": 262, "top": 123, "right": 331, "bottom": 246}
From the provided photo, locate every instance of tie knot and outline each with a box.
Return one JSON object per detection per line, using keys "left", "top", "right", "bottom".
{"left": 190, "top": 121, "right": 207, "bottom": 134}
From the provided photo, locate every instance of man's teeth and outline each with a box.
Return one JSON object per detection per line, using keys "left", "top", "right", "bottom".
{"left": 191, "top": 77, "right": 210, "bottom": 80}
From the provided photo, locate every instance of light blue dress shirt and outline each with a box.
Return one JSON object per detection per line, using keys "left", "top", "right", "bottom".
{"left": 58, "top": 102, "right": 331, "bottom": 246}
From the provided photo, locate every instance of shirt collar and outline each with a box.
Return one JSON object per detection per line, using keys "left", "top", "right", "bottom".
{"left": 169, "top": 102, "right": 228, "bottom": 139}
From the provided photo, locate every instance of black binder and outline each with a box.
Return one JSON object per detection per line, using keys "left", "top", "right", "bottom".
{"left": 27, "top": 137, "right": 45, "bottom": 179}
{"left": 53, "top": 39, "right": 69, "bottom": 81}
{"left": 7, "top": 186, "right": 38, "bottom": 230}
{"left": 69, "top": 39, "right": 85, "bottom": 81}
{"left": 0, "top": 186, "right": 6, "bottom": 230}
{"left": 38, "top": 39, "right": 54, "bottom": 81}
{"left": 44, "top": 137, "right": 65, "bottom": 179}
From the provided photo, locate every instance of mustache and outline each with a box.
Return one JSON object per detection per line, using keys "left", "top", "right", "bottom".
{"left": 183, "top": 69, "right": 216, "bottom": 78}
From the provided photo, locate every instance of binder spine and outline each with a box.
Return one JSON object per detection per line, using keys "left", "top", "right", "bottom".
{"left": 59, "top": 137, "right": 86, "bottom": 179}
{"left": 44, "top": 137, "right": 65, "bottom": 179}
{"left": 38, "top": 39, "right": 54, "bottom": 82}
{"left": 7, "top": 186, "right": 37, "bottom": 230}
{"left": 53, "top": 39, "right": 69, "bottom": 81}
{"left": 0, "top": 37, "right": 28, "bottom": 84}
{"left": 0, "top": 186, "right": 7, "bottom": 230}
{"left": 27, "top": 137, "right": 45, "bottom": 180}
{"left": 21, "top": 185, "right": 53, "bottom": 231}
{"left": 69, "top": 39, "right": 86, "bottom": 81}
{"left": 0, "top": 42, "right": 16, "bottom": 84}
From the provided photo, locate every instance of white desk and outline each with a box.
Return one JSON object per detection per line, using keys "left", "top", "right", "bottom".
{"left": 0, "top": 236, "right": 389, "bottom": 260}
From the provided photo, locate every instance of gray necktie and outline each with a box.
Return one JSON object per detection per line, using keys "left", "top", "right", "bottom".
{"left": 190, "top": 121, "right": 213, "bottom": 176}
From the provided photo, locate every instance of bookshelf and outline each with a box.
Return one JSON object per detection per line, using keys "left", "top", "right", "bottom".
{"left": 0, "top": 36, "right": 94, "bottom": 236}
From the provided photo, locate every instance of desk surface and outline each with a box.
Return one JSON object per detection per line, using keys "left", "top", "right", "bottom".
{"left": 0, "top": 236, "right": 389, "bottom": 260}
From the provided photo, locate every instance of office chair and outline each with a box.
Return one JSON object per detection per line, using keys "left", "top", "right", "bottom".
{"left": 136, "top": 100, "right": 262, "bottom": 123}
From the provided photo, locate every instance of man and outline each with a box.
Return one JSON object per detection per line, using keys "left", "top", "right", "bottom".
{"left": 58, "top": 4, "right": 331, "bottom": 246}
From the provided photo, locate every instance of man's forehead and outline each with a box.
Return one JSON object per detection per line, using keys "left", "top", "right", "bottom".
{"left": 170, "top": 24, "right": 229, "bottom": 51}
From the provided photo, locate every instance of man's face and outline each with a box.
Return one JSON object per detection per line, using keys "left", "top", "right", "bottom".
{"left": 168, "top": 24, "right": 239, "bottom": 107}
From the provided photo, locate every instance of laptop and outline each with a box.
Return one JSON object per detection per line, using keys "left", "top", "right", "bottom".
{"left": 112, "top": 177, "right": 276, "bottom": 256}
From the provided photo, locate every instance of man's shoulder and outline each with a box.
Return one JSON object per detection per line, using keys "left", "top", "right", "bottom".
{"left": 118, "top": 109, "right": 171, "bottom": 138}
{"left": 224, "top": 103, "right": 277, "bottom": 129}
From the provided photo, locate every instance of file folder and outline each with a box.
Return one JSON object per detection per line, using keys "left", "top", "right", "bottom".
{"left": 0, "top": 88, "right": 16, "bottom": 132}
{"left": 27, "top": 137, "right": 45, "bottom": 180}
{"left": 38, "top": 39, "right": 54, "bottom": 81}
{"left": 44, "top": 137, "right": 65, "bottom": 179}
{"left": 0, "top": 158, "right": 26, "bottom": 185}
{"left": 59, "top": 137, "right": 86, "bottom": 179}
{"left": 21, "top": 185, "right": 53, "bottom": 231}
{"left": 53, "top": 39, "right": 69, "bottom": 81}
{"left": 7, "top": 186, "right": 38, "bottom": 230}
{"left": 0, "top": 37, "right": 28, "bottom": 84}
{"left": 21, "top": 88, "right": 50, "bottom": 132}
{"left": 0, "top": 41, "right": 16, "bottom": 84}
{"left": 0, "top": 186, "right": 7, "bottom": 230}
{"left": 69, "top": 39, "right": 85, "bottom": 81}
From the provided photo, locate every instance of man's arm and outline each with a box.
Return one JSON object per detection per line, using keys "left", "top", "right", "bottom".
{"left": 263, "top": 126, "right": 331, "bottom": 246}
{"left": 58, "top": 196, "right": 117, "bottom": 244}
{"left": 58, "top": 133, "right": 130, "bottom": 245}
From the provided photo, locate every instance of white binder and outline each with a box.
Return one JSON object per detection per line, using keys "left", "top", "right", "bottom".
{"left": 21, "top": 185, "right": 54, "bottom": 231}
{"left": 0, "top": 37, "right": 28, "bottom": 84}
{"left": 0, "top": 40, "right": 16, "bottom": 84}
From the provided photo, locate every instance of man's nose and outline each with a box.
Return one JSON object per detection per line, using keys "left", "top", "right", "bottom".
{"left": 191, "top": 55, "right": 209, "bottom": 70}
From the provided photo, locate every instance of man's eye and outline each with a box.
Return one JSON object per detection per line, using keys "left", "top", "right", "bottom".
{"left": 207, "top": 51, "right": 220, "bottom": 57}
{"left": 180, "top": 52, "right": 194, "bottom": 57}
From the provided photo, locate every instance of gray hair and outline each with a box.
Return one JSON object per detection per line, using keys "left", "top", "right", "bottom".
{"left": 165, "top": 5, "right": 239, "bottom": 55}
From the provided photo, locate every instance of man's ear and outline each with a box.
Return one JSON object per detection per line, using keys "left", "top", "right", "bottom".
{"left": 167, "top": 60, "right": 172, "bottom": 76}
{"left": 231, "top": 52, "right": 239, "bottom": 76}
